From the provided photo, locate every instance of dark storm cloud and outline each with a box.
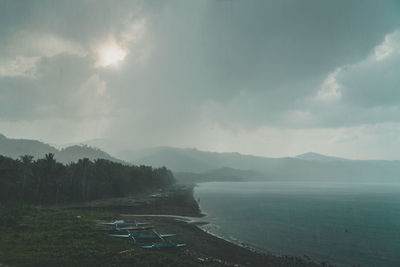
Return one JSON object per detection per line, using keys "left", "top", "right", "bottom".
{"left": 1, "top": 0, "right": 400, "bottom": 158}
{"left": 0, "top": 55, "right": 93, "bottom": 120}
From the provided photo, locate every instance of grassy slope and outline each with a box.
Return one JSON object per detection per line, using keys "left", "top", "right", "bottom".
{"left": 0, "top": 205, "right": 220, "bottom": 267}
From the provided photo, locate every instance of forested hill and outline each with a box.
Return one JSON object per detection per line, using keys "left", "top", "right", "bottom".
{"left": 0, "top": 154, "right": 175, "bottom": 205}
{"left": 0, "top": 133, "right": 121, "bottom": 163}
{"left": 57, "top": 145, "right": 122, "bottom": 164}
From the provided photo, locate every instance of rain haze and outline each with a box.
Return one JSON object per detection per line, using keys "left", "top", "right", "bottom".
{"left": 1, "top": 0, "right": 400, "bottom": 159}
{"left": 2, "top": 2, "right": 400, "bottom": 267}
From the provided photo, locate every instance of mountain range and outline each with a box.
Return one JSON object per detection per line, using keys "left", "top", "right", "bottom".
{"left": 0, "top": 133, "right": 121, "bottom": 164}
{"left": 1, "top": 133, "right": 399, "bottom": 183}
{"left": 117, "top": 147, "right": 400, "bottom": 183}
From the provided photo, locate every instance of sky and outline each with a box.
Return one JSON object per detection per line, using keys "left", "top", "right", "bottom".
{"left": 1, "top": 0, "right": 400, "bottom": 159}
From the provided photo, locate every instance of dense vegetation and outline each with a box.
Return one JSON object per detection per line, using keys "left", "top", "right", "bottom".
{"left": 0, "top": 205, "right": 220, "bottom": 267}
{"left": 0, "top": 154, "right": 175, "bottom": 205}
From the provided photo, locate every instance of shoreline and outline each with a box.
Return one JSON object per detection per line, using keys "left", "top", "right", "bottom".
{"left": 121, "top": 213, "right": 261, "bottom": 253}
{"left": 54, "top": 183, "right": 330, "bottom": 266}
{"left": 119, "top": 184, "right": 331, "bottom": 267}
{"left": 55, "top": 183, "right": 203, "bottom": 217}
{"left": 119, "top": 213, "right": 327, "bottom": 267}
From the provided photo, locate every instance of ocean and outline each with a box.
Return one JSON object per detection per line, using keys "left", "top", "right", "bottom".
{"left": 194, "top": 182, "right": 400, "bottom": 267}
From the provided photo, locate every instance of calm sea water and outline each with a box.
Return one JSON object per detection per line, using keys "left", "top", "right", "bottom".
{"left": 194, "top": 182, "right": 400, "bottom": 267}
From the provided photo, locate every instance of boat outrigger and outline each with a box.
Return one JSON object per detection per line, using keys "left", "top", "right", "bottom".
{"left": 99, "top": 220, "right": 154, "bottom": 234}
{"left": 110, "top": 230, "right": 176, "bottom": 239}
{"left": 139, "top": 242, "right": 186, "bottom": 249}
{"left": 100, "top": 219, "right": 186, "bottom": 249}
{"left": 99, "top": 220, "right": 151, "bottom": 229}
{"left": 110, "top": 229, "right": 185, "bottom": 249}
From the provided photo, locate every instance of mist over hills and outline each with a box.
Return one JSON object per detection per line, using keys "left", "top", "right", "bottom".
{"left": 117, "top": 147, "right": 342, "bottom": 174}
{"left": 296, "top": 152, "right": 349, "bottom": 162}
{"left": 119, "top": 147, "right": 400, "bottom": 183}
{"left": 0, "top": 134, "right": 121, "bottom": 164}
{"left": 2, "top": 134, "right": 400, "bottom": 183}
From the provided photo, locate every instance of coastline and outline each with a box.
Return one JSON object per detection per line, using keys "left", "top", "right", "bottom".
{"left": 120, "top": 214, "right": 326, "bottom": 267}
{"left": 54, "top": 183, "right": 330, "bottom": 266}
{"left": 54, "top": 183, "right": 202, "bottom": 217}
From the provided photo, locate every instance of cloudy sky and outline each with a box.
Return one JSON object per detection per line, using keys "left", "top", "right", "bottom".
{"left": 1, "top": 0, "right": 400, "bottom": 159}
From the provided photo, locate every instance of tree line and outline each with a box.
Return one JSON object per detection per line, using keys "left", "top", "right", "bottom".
{"left": 0, "top": 153, "right": 175, "bottom": 205}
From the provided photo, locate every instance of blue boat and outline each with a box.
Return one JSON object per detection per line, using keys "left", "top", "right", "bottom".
{"left": 110, "top": 229, "right": 176, "bottom": 240}
{"left": 138, "top": 242, "right": 186, "bottom": 249}
{"left": 99, "top": 220, "right": 151, "bottom": 230}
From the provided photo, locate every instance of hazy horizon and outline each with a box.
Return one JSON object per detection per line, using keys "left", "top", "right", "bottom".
{"left": 1, "top": 1, "right": 400, "bottom": 160}
{"left": 1, "top": 132, "right": 397, "bottom": 162}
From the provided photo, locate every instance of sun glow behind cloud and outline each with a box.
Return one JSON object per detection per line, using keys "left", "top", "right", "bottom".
{"left": 95, "top": 40, "right": 127, "bottom": 68}
{"left": 2, "top": 0, "right": 400, "bottom": 159}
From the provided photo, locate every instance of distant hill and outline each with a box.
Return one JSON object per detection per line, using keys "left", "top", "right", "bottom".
{"left": 117, "top": 147, "right": 217, "bottom": 173}
{"left": 56, "top": 145, "right": 123, "bottom": 164}
{"left": 60, "top": 138, "right": 122, "bottom": 157}
{"left": 296, "top": 152, "right": 348, "bottom": 162}
{"left": 118, "top": 147, "right": 400, "bottom": 183}
{"left": 0, "top": 133, "right": 58, "bottom": 159}
{"left": 3, "top": 133, "right": 399, "bottom": 183}
{"left": 0, "top": 134, "right": 122, "bottom": 164}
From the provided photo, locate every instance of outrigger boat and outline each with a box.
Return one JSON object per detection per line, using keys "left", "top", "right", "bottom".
{"left": 110, "top": 229, "right": 176, "bottom": 240}
{"left": 138, "top": 241, "right": 186, "bottom": 249}
{"left": 110, "top": 229, "right": 185, "bottom": 249}
{"left": 101, "top": 219, "right": 186, "bottom": 249}
{"left": 99, "top": 220, "right": 154, "bottom": 234}
{"left": 105, "top": 225, "right": 154, "bottom": 235}
{"left": 99, "top": 220, "right": 150, "bottom": 229}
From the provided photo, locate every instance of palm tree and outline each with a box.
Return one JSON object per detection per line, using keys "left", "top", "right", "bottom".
{"left": 19, "top": 155, "right": 34, "bottom": 201}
